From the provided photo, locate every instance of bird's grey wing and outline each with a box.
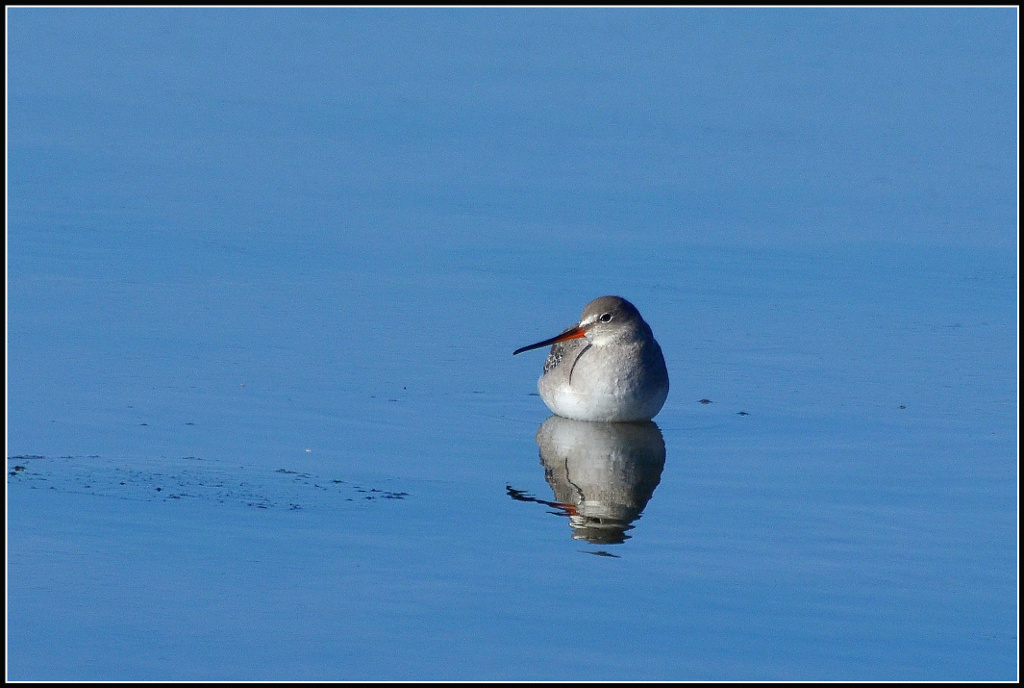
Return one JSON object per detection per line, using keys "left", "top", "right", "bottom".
{"left": 543, "top": 326, "right": 588, "bottom": 375}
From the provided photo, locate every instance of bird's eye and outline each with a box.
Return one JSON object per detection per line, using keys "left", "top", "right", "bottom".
{"left": 599, "top": 313, "right": 612, "bottom": 322}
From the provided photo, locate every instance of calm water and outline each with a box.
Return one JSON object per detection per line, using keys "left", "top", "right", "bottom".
{"left": 7, "top": 8, "right": 1017, "bottom": 680}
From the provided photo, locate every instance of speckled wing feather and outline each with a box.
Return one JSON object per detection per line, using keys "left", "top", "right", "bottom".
{"left": 543, "top": 326, "right": 588, "bottom": 375}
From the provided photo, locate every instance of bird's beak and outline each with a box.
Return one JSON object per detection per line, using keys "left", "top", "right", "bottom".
{"left": 513, "top": 325, "right": 587, "bottom": 356}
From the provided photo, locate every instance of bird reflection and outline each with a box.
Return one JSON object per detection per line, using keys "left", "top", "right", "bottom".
{"left": 509, "top": 415, "right": 666, "bottom": 545}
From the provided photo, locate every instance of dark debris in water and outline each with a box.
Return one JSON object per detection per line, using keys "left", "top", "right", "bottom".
{"left": 7, "top": 454, "right": 411, "bottom": 512}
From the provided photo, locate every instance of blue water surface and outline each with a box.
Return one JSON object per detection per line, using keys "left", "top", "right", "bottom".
{"left": 7, "top": 7, "right": 1017, "bottom": 681}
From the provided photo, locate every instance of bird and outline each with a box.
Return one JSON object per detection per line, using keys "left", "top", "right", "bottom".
{"left": 513, "top": 296, "right": 669, "bottom": 422}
